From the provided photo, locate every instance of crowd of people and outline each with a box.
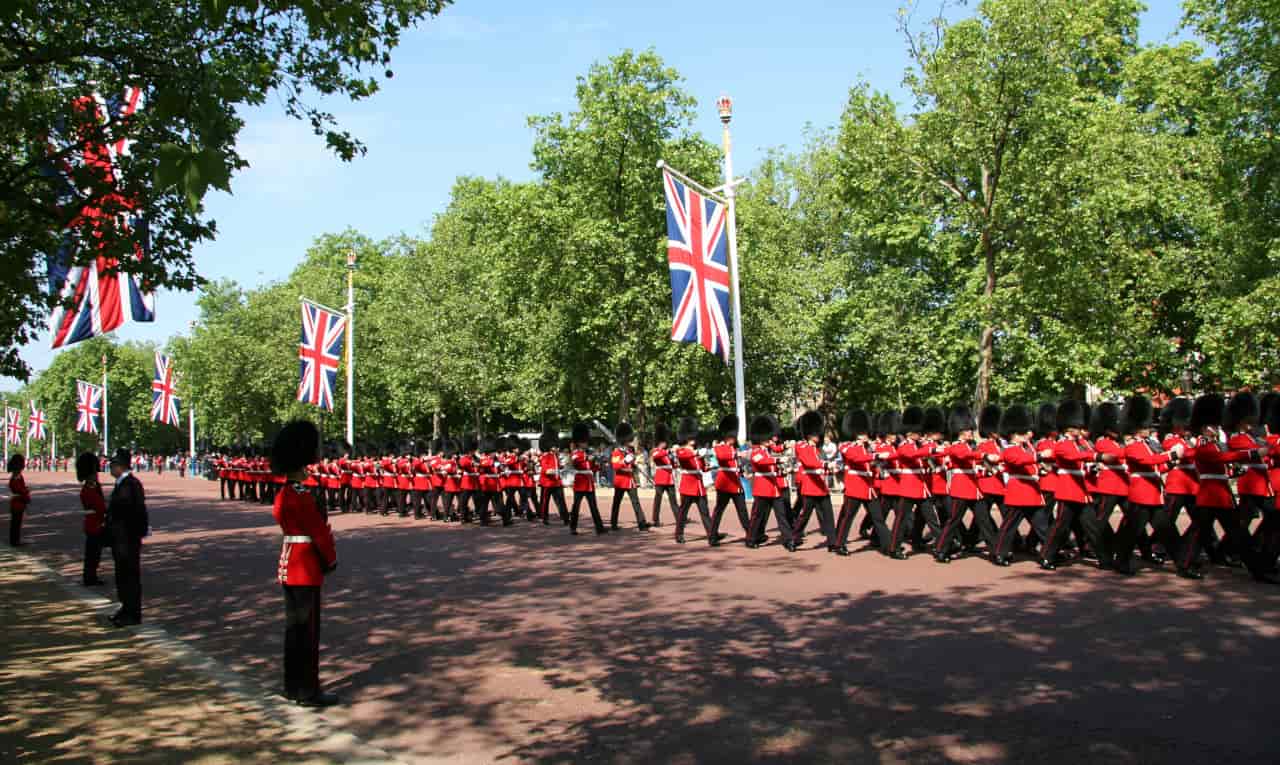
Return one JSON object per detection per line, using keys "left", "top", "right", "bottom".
{"left": 208, "top": 390, "right": 1278, "bottom": 583}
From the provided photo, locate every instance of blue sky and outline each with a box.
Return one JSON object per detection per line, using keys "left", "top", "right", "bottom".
{"left": 2, "top": 0, "right": 1188, "bottom": 391}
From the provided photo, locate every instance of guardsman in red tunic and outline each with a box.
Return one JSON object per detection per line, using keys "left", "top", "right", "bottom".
{"left": 440, "top": 441, "right": 462, "bottom": 521}
{"left": 8, "top": 454, "right": 30, "bottom": 547}
{"left": 709, "top": 416, "right": 750, "bottom": 541}
{"left": 608, "top": 422, "right": 651, "bottom": 532}
{"left": 1226, "top": 393, "right": 1274, "bottom": 560}
{"left": 457, "top": 436, "right": 481, "bottom": 523}
{"left": 363, "top": 451, "right": 380, "bottom": 515}
{"left": 1160, "top": 399, "right": 1202, "bottom": 570}
{"left": 517, "top": 438, "right": 537, "bottom": 521}
{"left": 834, "top": 409, "right": 887, "bottom": 556}
{"left": 349, "top": 448, "right": 366, "bottom": 513}
{"left": 916, "top": 407, "right": 950, "bottom": 550}
{"left": 478, "top": 437, "right": 508, "bottom": 526}
{"left": 1186, "top": 394, "right": 1276, "bottom": 583}
{"left": 1117, "top": 395, "right": 1190, "bottom": 576}
{"left": 793, "top": 410, "right": 837, "bottom": 553}
{"left": 934, "top": 406, "right": 1000, "bottom": 562}
{"left": 537, "top": 429, "right": 569, "bottom": 526}
{"left": 498, "top": 436, "right": 525, "bottom": 524}
{"left": 427, "top": 440, "right": 446, "bottom": 520}
{"left": 866, "top": 412, "right": 900, "bottom": 547}
{"left": 338, "top": 446, "right": 354, "bottom": 514}
{"left": 1089, "top": 403, "right": 1129, "bottom": 554}
{"left": 1028, "top": 403, "right": 1060, "bottom": 557}
{"left": 990, "top": 405, "right": 1052, "bottom": 566}
{"left": 1041, "top": 401, "right": 1109, "bottom": 569}
{"left": 746, "top": 415, "right": 795, "bottom": 551}
{"left": 270, "top": 420, "right": 339, "bottom": 708}
{"left": 649, "top": 423, "right": 677, "bottom": 527}
{"left": 772, "top": 429, "right": 796, "bottom": 528}
{"left": 885, "top": 406, "right": 935, "bottom": 559}
{"left": 674, "top": 417, "right": 716, "bottom": 545}
{"left": 1263, "top": 394, "right": 1280, "bottom": 562}
{"left": 411, "top": 444, "right": 432, "bottom": 520}
{"left": 77, "top": 452, "right": 109, "bottom": 586}
{"left": 974, "top": 406, "right": 1005, "bottom": 545}
{"left": 568, "top": 423, "right": 606, "bottom": 535}
{"left": 393, "top": 448, "right": 412, "bottom": 517}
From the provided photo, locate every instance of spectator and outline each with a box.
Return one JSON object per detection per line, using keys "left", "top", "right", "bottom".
{"left": 107, "top": 448, "right": 147, "bottom": 627}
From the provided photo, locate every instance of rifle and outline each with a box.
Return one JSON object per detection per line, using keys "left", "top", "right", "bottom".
{"left": 592, "top": 419, "right": 657, "bottom": 486}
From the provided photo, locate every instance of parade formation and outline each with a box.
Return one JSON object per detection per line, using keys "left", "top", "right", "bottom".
{"left": 209, "top": 391, "right": 1279, "bottom": 584}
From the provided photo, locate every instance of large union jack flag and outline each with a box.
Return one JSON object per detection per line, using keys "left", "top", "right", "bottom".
{"left": 4, "top": 408, "right": 21, "bottom": 446}
{"left": 27, "top": 402, "right": 47, "bottom": 441}
{"left": 297, "top": 301, "right": 347, "bottom": 411}
{"left": 76, "top": 380, "right": 104, "bottom": 434}
{"left": 662, "top": 168, "right": 732, "bottom": 364}
{"left": 151, "top": 352, "right": 181, "bottom": 426}
{"left": 48, "top": 86, "right": 155, "bottom": 350}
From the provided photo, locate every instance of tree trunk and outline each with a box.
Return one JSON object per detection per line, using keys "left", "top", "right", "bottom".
{"left": 473, "top": 406, "right": 481, "bottom": 437}
{"left": 432, "top": 410, "right": 442, "bottom": 440}
{"left": 617, "top": 358, "right": 631, "bottom": 425}
{"left": 974, "top": 227, "right": 997, "bottom": 411}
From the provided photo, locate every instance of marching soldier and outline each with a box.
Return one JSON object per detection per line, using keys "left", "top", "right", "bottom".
{"left": 746, "top": 415, "right": 795, "bottom": 551}
{"left": 517, "top": 438, "right": 538, "bottom": 521}
{"left": 568, "top": 423, "right": 606, "bottom": 535}
{"left": 537, "top": 428, "right": 569, "bottom": 526}
{"left": 934, "top": 406, "right": 1000, "bottom": 562}
{"left": 885, "top": 406, "right": 936, "bottom": 559}
{"left": 479, "top": 437, "right": 508, "bottom": 526}
{"left": 990, "top": 405, "right": 1052, "bottom": 566}
{"left": 1042, "top": 401, "right": 1111, "bottom": 570}
{"left": 1089, "top": 403, "right": 1128, "bottom": 555}
{"left": 1118, "top": 395, "right": 1194, "bottom": 577}
{"left": 710, "top": 416, "right": 750, "bottom": 541}
{"left": 609, "top": 422, "right": 651, "bottom": 531}
{"left": 674, "top": 417, "right": 717, "bottom": 545}
{"left": 499, "top": 437, "right": 525, "bottom": 524}
{"left": 834, "top": 409, "right": 888, "bottom": 556}
{"left": 650, "top": 423, "right": 677, "bottom": 527}
{"left": 792, "top": 410, "right": 838, "bottom": 553}
{"left": 1161, "top": 399, "right": 1203, "bottom": 570}
{"left": 440, "top": 441, "right": 462, "bottom": 521}
{"left": 457, "top": 436, "right": 480, "bottom": 523}
{"left": 1226, "top": 392, "right": 1274, "bottom": 564}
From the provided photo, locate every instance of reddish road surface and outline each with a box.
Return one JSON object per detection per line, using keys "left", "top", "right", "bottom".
{"left": 12, "top": 470, "right": 1280, "bottom": 764}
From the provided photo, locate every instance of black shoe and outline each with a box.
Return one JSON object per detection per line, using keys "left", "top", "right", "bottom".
{"left": 934, "top": 554, "right": 952, "bottom": 564}
{"left": 832, "top": 546, "right": 850, "bottom": 557}
{"left": 890, "top": 550, "right": 909, "bottom": 561}
{"left": 595, "top": 526, "right": 608, "bottom": 535}
{"left": 1114, "top": 564, "right": 1137, "bottom": 577}
{"left": 570, "top": 529, "right": 579, "bottom": 536}
{"left": 502, "top": 520, "right": 514, "bottom": 527}
{"left": 295, "top": 691, "right": 341, "bottom": 708}
{"left": 542, "top": 520, "right": 551, "bottom": 526}
{"left": 639, "top": 523, "right": 652, "bottom": 531}
{"left": 651, "top": 521, "right": 663, "bottom": 528}
{"left": 610, "top": 524, "right": 621, "bottom": 531}
{"left": 708, "top": 537, "right": 721, "bottom": 547}
{"left": 1038, "top": 559, "right": 1057, "bottom": 571}
{"left": 1177, "top": 567, "right": 1204, "bottom": 580}
{"left": 1251, "top": 570, "right": 1280, "bottom": 585}
{"left": 755, "top": 535, "right": 769, "bottom": 546}
{"left": 784, "top": 541, "right": 798, "bottom": 553}
{"left": 675, "top": 535, "right": 685, "bottom": 544}
{"left": 1081, "top": 549, "right": 1098, "bottom": 561}
{"left": 993, "top": 556, "right": 1012, "bottom": 567}
{"left": 745, "top": 542, "right": 759, "bottom": 549}
{"left": 108, "top": 614, "right": 141, "bottom": 628}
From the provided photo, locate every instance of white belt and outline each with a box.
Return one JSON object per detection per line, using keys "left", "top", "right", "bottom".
{"left": 1008, "top": 474, "right": 1039, "bottom": 481}
{"left": 896, "top": 468, "right": 924, "bottom": 475}
{"left": 1099, "top": 465, "right": 1128, "bottom": 472}
{"left": 680, "top": 469, "right": 704, "bottom": 475}
{"left": 655, "top": 466, "right": 673, "bottom": 472}
{"left": 950, "top": 469, "right": 976, "bottom": 475}
{"left": 1242, "top": 464, "right": 1269, "bottom": 471}
{"left": 1200, "top": 474, "right": 1230, "bottom": 481}
{"left": 755, "top": 470, "right": 776, "bottom": 476}
{"left": 802, "top": 469, "right": 825, "bottom": 475}
{"left": 574, "top": 470, "right": 594, "bottom": 475}
{"left": 1132, "top": 471, "right": 1162, "bottom": 479}
{"left": 463, "top": 473, "right": 479, "bottom": 477}
{"left": 845, "top": 470, "right": 873, "bottom": 477}
{"left": 282, "top": 535, "right": 312, "bottom": 544}
{"left": 718, "top": 467, "right": 740, "bottom": 473}
{"left": 1057, "top": 469, "right": 1086, "bottom": 476}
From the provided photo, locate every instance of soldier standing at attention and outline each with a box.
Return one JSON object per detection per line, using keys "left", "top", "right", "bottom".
{"left": 271, "top": 420, "right": 339, "bottom": 708}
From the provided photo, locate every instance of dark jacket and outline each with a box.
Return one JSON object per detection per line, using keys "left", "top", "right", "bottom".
{"left": 108, "top": 473, "right": 148, "bottom": 539}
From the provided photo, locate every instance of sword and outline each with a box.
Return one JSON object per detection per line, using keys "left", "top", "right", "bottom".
{"left": 592, "top": 418, "right": 656, "bottom": 485}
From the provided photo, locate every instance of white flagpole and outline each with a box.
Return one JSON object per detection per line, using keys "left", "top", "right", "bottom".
{"left": 345, "top": 251, "right": 357, "bottom": 447}
{"left": 24, "top": 405, "right": 30, "bottom": 457}
{"left": 718, "top": 95, "right": 748, "bottom": 444}
{"left": 188, "top": 403, "right": 195, "bottom": 461}
{"left": 102, "top": 355, "right": 109, "bottom": 456}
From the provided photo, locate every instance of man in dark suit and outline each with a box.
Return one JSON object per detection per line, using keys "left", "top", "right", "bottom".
{"left": 107, "top": 448, "right": 148, "bottom": 627}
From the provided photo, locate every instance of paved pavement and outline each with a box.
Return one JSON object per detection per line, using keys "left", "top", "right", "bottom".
{"left": 4, "top": 469, "right": 1280, "bottom": 763}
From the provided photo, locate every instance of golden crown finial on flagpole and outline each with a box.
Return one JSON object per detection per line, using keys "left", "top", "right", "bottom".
{"left": 717, "top": 93, "right": 733, "bottom": 124}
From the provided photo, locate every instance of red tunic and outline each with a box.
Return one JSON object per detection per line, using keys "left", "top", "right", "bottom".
{"left": 538, "top": 452, "right": 562, "bottom": 489}
{"left": 976, "top": 439, "right": 1005, "bottom": 498}
{"left": 273, "top": 482, "right": 337, "bottom": 587}
{"left": 841, "top": 442, "right": 877, "bottom": 501}
{"left": 478, "top": 455, "right": 500, "bottom": 493}
{"left": 8, "top": 474, "right": 29, "bottom": 513}
{"left": 770, "top": 443, "right": 789, "bottom": 492}
{"left": 944, "top": 441, "right": 982, "bottom": 501}
{"left": 1269, "top": 434, "right": 1280, "bottom": 500}
{"left": 1035, "top": 437, "right": 1058, "bottom": 496}
{"left": 611, "top": 448, "right": 636, "bottom": 490}
{"left": 1227, "top": 432, "right": 1272, "bottom": 497}
{"left": 1052, "top": 437, "right": 1095, "bottom": 504}
{"left": 650, "top": 448, "right": 675, "bottom": 487}
{"left": 713, "top": 443, "right": 743, "bottom": 493}
{"left": 458, "top": 455, "right": 479, "bottom": 492}
{"left": 81, "top": 483, "right": 106, "bottom": 535}
{"left": 396, "top": 458, "right": 413, "bottom": 492}
{"left": 749, "top": 446, "right": 780, "bottom": 499}
{"left": 794, "top": 442, "right": 829, "bottom": 497}
{"left": 924, "top": 440, "right": 949, "bottom": 497}
{"left": 1193, "top": 438, "right": 1250, "bottom": 509}
{"left": 892, "top": 440, "right": 930, "bottom": 500}
{"left": 412, "top": 458, "right": 432, "bottom": 492}
{"left": 1124, "top": 438, "right": 1170, "bottom": 506}
{"left": 441, "top": 457, "right": 461, "bottom": 493}
{"left": 1091, "top": 437, "right": 1129, "bottom": 497}
{"left": 876, "top": 441, "right": 902, "bottom": 498}
{"left": 1001, "top": 444, "right": 1043, "bottom": 507}
{"left": 380, "top": 457, "right": 397, "bottom": 490}
{"left": 520, "top": 455, "right": 535, "bottom": 489}
{"left": 570, "top": 450, "right": 595, "bottom": 493}
{"left": 675, "top": 447, "right": 707, "bottom": 497}
{"left": 429, "top": 457, "right": 445, "bottom": 490}
{"left": 1162, "top": 434, "right": 1199, "bottom": 496}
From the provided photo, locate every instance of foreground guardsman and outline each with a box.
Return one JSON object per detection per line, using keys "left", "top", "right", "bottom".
{"left": 833, "top": 409, "right": 884, "bottom": 556}
{"left": 649, "top": 423, "right": 677, "bottom": 527}
{"left": 1119, "top": 395, "right": 1193, "bottom": 577}
{"left": 568, "top": 423, "right": 606, "bottom": 535}
{"left": 674, "top": 417, "right": 717, "bottom": 545}
{"left": 934, "top": 405, "right": 999, "bottom": 562}
{"left": 990, "top": 405, "right": 1050, "bottom": 567}
{"left": 609, "top": 422, "right": 651, "bottom": 531}
{"left": 791, "top": 410, "right": 838, "bottom": 553}
{"left": 1226, "top": 392, "right": 1274, "bottom": 564}
{"left": 271, "top": 420, "right": 340, "bottom": 708}
{"left": 537, "top": 428, "right": 568, "bottom": 525}
{"left": 710, "top": 416, "right": 750, "bottom": 541}
{"left": 8, "top": 453, "right": 30, "bottom": 547}
{"left": 746, "top": 415, "right": 795, "bottom": 551}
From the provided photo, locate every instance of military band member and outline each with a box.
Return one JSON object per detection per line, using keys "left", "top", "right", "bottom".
{"left": 518, "top": 438, "right": 538, "bottom": 521}
{"left": 499, "top": 437, "right": 525, "bottom": 524}
{"left": 650, "top": 423, "right": 677, "bottom": 527}
{"left": 710, "top": 416, "right": 750, "bottom": 541}
{"left": 1089, "top": 403, "right": 1128, "bottom": 556}
{"left": 537, "top": 428, "right": 570, "bottom": 526}
{"left": 1028, "top": 403, "right": 1060, "bottom": 556}
{"left": 457, "top": 436, "right": 481, "bottom": 523}
{"left": 746, "top": 415, "right": 795, "bottom": 551}
{"left": 411, "top": 444, "right": 431, "bottom": 520}
{"left": 674, "top": 418, "right": 717, "bottom": 545}
{"left": 609, "top": 422, "right": 651, "bottom": 531}
{"left": 568, "top": 423, "right": 606, "bottom": 535}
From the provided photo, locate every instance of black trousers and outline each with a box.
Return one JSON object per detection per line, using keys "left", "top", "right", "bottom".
{"left": 1026, "top": 492, "right": 1055, "bottom": 549}
{"left": 486, "top": 491, "right": 507, "bottom": 524}
{"left": 503, "top": 489, "right": 521, "bottom": 523}
{"left": 992, "top": 505, "right": 1036, "bottom": 562}
{"left": 676, "top": 493, "right": 714, "bottom": 541}
{"left": 651, "top": 485, "right": 677, "bottom": 526}
{"left": 364, "top": 487, "right": 378, "bottom": 514}
{"left": 792, "top": 494, "right": 837, "bottom": 547}
{"left": 908, "top": 496, "right": 944, "bottom": 548}
{"left": 935, "top": 498, "right": 999, "bottom": 557}
{"left": 8, "top": 509, "right": 23, "bottom": 546}
{"left": 428, "top": 488, "right": 443, "bottom": 519}
{"left": 888, "top": 497, "right": 934, "bottom": 554}
{"left": 747, "top": 495, "right": 792, "bottom": 546}
{"left": 539, "top": 487, "right": 569, "bottom": 525}
{"left": 570, "top": 491, "right": 605, "bottom": 533}
{"left": 109, "top": 524, "right": 142, "bottom": 621}
{"left": 459, "top": 490, "right": 480, "bottom": 522}
{"left": 283, "top": 585, "right": 322, "bottom": 700}
{"left": 1043, "top": 501, "right": 1110, "bottom": 567}
{"left": 84, "top": 531, "right": 111, "bottom": 583}
{"left": 835, "top": 496, "right": 883, "bottom": 549}
{"left": 1243, "top": 494, "right": 1280, "bottom": 567}
{"left": 1113, "top": 502, "right": 1180, "bottom": 571}
{"left": 1094, "top": 494, "right": 1126, "bottom": 550}
{"left": 519, "top": 487, "right": 537, "bottom": 519}
{"left": 610, "top": 487, "right": 647, "bottom": 528}
{"left": 442, "top": 491, "right": 459, "bottom": 520}
{"left": 711, "top": 491, "right": 749, "bottom": 537}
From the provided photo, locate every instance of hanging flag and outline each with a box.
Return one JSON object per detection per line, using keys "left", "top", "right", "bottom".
{"left": 662, "top": 167, "right": 732, "bottom": 364}
{"left": 4, "top": 408, "right": 21, "bottom": 446}
{"left": 151, "top": 352, "right": 181, "bottom": 426}
{"left": 47, "top": 86, "right": 154, "bottom": 350}
{"left": 27, "top": 402, "right": 47, "bottom": 441}
{"left": 76, "top": 380, "right": 104, "bottom": 434}
{"left": 297, "top": 300, "right": 347, "bottom": 411}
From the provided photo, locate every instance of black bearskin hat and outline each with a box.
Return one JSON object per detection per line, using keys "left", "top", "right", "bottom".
{"left": 841, "top": 409, "right": 872, "bottom": 440}
{"left": 462, "top": 434, "right": 479, "bottom": 453}
{"left": 519, "top": 437, "right": 532, "bottom": 451}
{"left": 978, "top": 405, "right": 1002, "bottom": 438}
{"left": 1056, "top": 400, "right": 1088, "bottom": 431}
{"left": 1120, "top": 395, "right": 1154, "bottom": 434}
{"left": 719, "top": 415, "right": 739, "bottom": 438}
{"left": 922, "top": 407, "right": 946, "bottom": 436}
{"left": 877, "top": 411, "right": 901, "bottom": 439}
{"left": 1262, "top": 392, "right": 1280, "bottom": 433}
{"left": 677, "top": 417, "right": 700, "bottom": 443}
{"left": 615, "top": 421, "right": 635, "bottom": 443}
{"left": 798, "top": 410, "right": 825, "bottom": 439}
{"left": 6, "top": 453, "right": 24, "bottom": 473}
{"left": 571, "top": 422, "right": 591, "bottom": 444}
{"left": 750, "top": 415, "right": 780, "bottom": 442}
{"left": 538, "top": 428, "right": 559, "bottom": 451}
{"left": 1226, "top": 391, "right": 1260, "bottom": 432}
{"left": 75, "top": 452, "right": 99, "bottom": 481}
{"left": 900, "top": 405, "right": 925, "bottom": 434}
{"left": 1036, "top": 403, "right": 1058, "bottom": 437}
{"left": 271, "top": 420, "right": 320, "bottom": 475}
{"left": 948, "top": 405, "right": 976, "bottom": 436}
{"left": 999, "top": 404, "right": 1034, "bottom": 436}
{"left": 1190, "top": 394, "right": 1225, "bottom": 431}
{"left": 653, "top": 421, "right": 672, "bottom": 446}
{"left": 1089, "top": 403, "right": 1121, "bottom": 439}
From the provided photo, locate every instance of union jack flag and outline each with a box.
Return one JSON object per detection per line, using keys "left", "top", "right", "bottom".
{"left": 662, "top": 168, "right": 732, "bottom": 364}
{"left": 297, "top": 301, "right": 347, "bottom": 411}
{"left": 76, "top": 380, "right": 104, "bottom": 434}
{"left": 47, "top": 86, "right": 154, "bottom": 350}
{"left": 151, "top": 352, "right": 180, "bottom": 426}
{"left": 27, "top": 402, "right": 47, "bottom": 441}
{"left": 4, "top": 408, "right": 20, "bottom": 446}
